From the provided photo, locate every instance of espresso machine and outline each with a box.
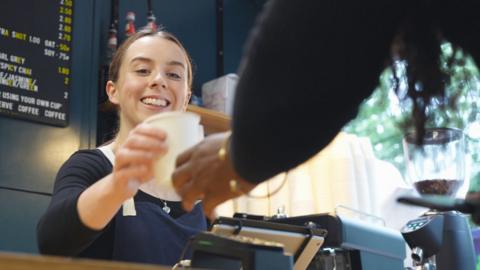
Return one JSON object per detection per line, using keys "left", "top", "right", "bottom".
{"left": 399, "top": 128, "right": 476, "bottom": 270}
{"left": 189, "top": 213, "right": 405, "bottom": 270}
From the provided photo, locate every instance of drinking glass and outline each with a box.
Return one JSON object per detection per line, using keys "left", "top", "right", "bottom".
{"left": 403, "top": 128, "right": 466, "bottom": 197}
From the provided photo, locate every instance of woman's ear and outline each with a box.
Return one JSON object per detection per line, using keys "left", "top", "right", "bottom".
{"left": 183, "top": 91, "right": 192, "bottom": 110}
{"left": 106, "top": 80, "right": 120, "bottom": 105}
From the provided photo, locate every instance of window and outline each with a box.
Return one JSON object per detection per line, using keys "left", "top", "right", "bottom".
{"left": 343, "top": 43, "right": 480, "bottom": 192}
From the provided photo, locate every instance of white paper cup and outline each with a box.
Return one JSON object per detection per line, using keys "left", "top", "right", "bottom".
{"left": 144, "top": 111, "right": 202, "bottom": 188}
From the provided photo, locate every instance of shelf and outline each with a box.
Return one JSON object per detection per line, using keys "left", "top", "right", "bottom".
{"left": 96, "top": 103, "right": 229, "bottom": 138}
{"left": 187, "top": 105, "right": 231, "bottom": 135}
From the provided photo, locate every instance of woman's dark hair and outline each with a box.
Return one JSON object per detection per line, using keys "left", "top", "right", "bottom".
{"left": 102, "top": 29, "right": 193, "bottom": 144}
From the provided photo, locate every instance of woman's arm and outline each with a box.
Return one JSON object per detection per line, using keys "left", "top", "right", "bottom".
{"left": 77, "top": 124, "right": 167, "bottom": 230}
{"left": 37, "top": 124, "right": 167, "bottom": 255}
{"left": 37, "top": 150, "right": 112, "bottom": 256}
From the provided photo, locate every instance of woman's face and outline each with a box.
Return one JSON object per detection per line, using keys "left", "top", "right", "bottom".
{"left": 107, "top": 35, "right": 191, "bottom": 129}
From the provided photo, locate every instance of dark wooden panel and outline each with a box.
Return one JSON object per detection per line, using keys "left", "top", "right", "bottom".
{"left": 0, "top": 190, "right": 51, "bottom": 253}
{"left": 0, "top": 0, "right": 98, "bottom": 253}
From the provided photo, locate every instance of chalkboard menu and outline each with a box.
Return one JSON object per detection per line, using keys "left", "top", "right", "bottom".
{"left": 0, "top": 0, "right": 74, "bottom": 126}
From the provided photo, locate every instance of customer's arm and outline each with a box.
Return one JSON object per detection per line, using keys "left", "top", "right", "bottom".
{"left": 173, "top": 0, "right": 402, "bottom": 215}
{"left": 231, "top": 0, "right": 402, "bottom": 183}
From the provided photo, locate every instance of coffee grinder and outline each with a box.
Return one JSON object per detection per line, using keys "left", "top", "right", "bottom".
{"left": 400, "top": 128, "right": 476, "bottom": 269}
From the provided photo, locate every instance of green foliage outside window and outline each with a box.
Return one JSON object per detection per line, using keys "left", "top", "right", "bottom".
{"left": 343, "top": 43, "right": 480, "bottom": 192}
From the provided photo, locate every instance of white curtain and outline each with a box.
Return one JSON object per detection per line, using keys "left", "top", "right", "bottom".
{"left": 215, "top": 132, "right": 426, "bottom": 230}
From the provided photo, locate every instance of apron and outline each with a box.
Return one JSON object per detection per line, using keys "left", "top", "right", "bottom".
{"left": 112, "top": 200, "right": 207, "bottom": 265}
{"left": 97, "top": 144, "right": 207, "bottom": 265}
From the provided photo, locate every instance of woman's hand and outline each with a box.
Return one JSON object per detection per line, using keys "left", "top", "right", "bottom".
{"left": 78, "top": 123, "right": 168, "bottom": 230}
{"left": 111, "top": 123, "right": 168, "bottom": 200}
{"left": 172, "top": 132, "right": 256, "bottom": 217}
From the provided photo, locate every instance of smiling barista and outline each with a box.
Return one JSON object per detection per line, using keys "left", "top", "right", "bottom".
{"left": 37, "top": 29, "right": 207, "bottom": 266}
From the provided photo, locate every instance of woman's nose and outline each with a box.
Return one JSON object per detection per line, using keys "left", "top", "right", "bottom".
{"left": 151, "top": 72, "right": 167, "bottom": 88}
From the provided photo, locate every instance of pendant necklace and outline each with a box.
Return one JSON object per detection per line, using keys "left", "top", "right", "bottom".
{"left": 161, "top": 199, "right": 171, "bottom": 214}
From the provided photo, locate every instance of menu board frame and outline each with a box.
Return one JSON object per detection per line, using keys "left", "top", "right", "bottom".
{"left": 0, "top": 0, "right": 74, "bottom": 126}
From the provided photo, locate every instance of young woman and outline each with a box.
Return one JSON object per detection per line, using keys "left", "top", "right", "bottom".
{"left": 37, "top": 29, "right": 206, "bottom": 266}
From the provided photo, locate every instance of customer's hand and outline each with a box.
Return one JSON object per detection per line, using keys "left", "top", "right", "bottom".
{"left": 172, "top": 132, "right": 256, "bottom": 217}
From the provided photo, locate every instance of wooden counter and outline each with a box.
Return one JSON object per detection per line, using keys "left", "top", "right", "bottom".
{"left": 0, "top": 252, "right": 174, "bottom": 270}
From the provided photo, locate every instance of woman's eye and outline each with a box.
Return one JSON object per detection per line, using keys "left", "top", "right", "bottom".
{"left": 135, "top": 69, "right": 150, "bottom": 75}
{"left": 166, "top": 72, "right": 182, "bottom": 80}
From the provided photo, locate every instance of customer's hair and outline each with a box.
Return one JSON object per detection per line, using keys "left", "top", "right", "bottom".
{"left": 390, "top": 3, "right": 466, "bottom": 144}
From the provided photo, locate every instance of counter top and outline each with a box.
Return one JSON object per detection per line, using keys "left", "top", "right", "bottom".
{"left": 0, "top": 252, "right": 172, "bottom": 270}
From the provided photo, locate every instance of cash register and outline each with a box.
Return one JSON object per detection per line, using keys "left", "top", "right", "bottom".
{"left": 189, "top": 217, "right": 327, "bottom": 270}
{"left": 189, "top": 213, "right": 405, "bottom": 270}
{"left": 271, "top": 213, "right": 406, "bottom": 270}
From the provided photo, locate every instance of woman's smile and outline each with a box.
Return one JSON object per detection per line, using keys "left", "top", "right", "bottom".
{"left": 141, "top": 96, "right": 170, "bottom": 108}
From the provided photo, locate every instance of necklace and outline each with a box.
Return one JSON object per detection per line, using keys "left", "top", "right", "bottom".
{"left": 161, "top": 199, "right": 171, "bottom": 214}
